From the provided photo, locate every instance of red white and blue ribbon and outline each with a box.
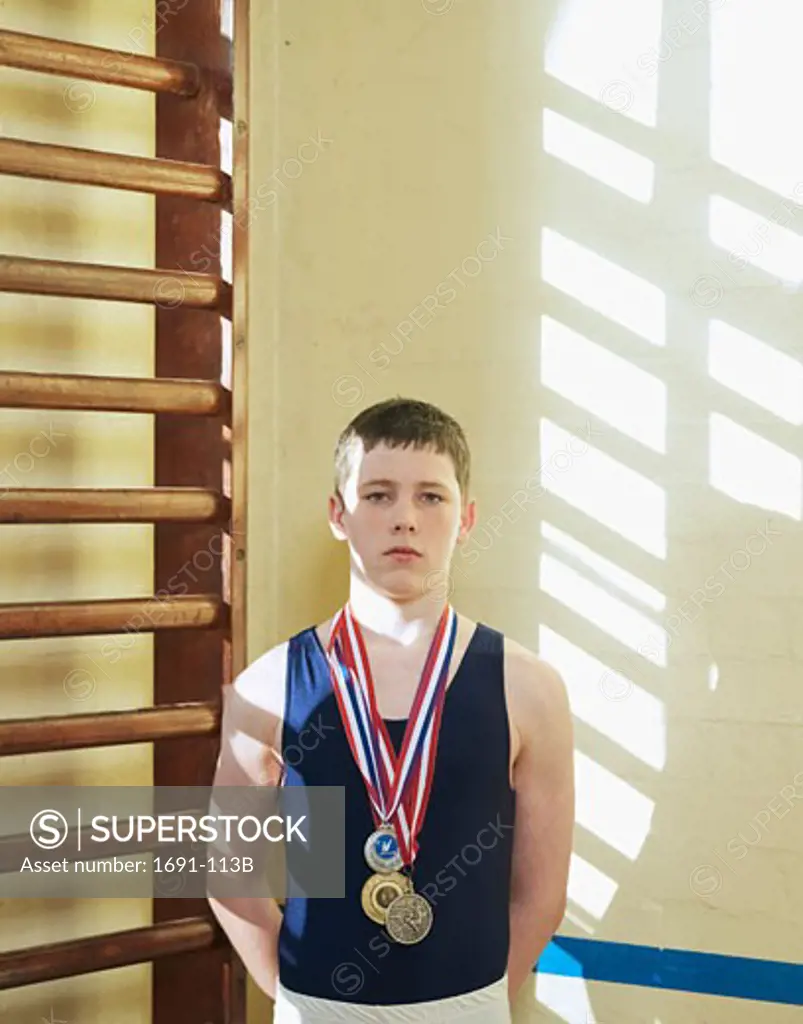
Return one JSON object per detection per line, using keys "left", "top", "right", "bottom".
{"left": 323, "top": 603, "right": 457, "bottom": 867}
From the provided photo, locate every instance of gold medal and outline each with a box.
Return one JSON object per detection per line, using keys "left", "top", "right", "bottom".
{"left": 360, "top": 871, "right": 410, "bottom": 925}
{"left": 385, "top": 890, "right": 434, "bottom": 944}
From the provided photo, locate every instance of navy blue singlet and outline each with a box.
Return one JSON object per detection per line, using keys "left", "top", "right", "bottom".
{"left": 277, "top": 620, "right": 517, "bottom": 1005}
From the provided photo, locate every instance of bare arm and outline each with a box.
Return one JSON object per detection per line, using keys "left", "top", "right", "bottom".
{"left": 506, "top": 650, "right": 575, "bottom": 1001}
{"left": 206, "top": 648, "right": 287, "bottom": 1002}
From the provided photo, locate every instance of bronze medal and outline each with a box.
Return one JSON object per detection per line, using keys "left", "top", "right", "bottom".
{"left": 384, "top": 890, "right": 434, "bottom": 944}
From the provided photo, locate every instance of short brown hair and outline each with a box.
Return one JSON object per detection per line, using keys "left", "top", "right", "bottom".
{"left": 334, "top": 397, "right": 471, "bottom": 502}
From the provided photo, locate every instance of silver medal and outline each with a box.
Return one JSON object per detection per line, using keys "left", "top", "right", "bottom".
{"left": 364, "top": 825, "right": 403, "bottom": 873}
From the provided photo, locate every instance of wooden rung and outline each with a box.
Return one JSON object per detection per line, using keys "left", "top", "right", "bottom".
{"left": 0, "top": 918, "right": 221, "bottom": 991}
{"left": 0, "top": 369, "right": 229, "bottom": 416}
{"left": 0, "top": 254, "right": 230, "bottom": 312}
{"left": 0, "top": 137, "right": 230, "bottom": 203}
{"left": 0, "top": 595, "right": 225, "bottom": 640}
{"left": 0, "top": 701, "right": 218, "bottom": 756}
{"left": 0, "top": 28, "right": 200, "bottom": 97}
{"left": 0, "top": 488, "right": 230, "bottom": 524}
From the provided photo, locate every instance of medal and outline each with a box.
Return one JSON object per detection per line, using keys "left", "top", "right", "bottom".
{"left": 360, "top": 870, "right": 410, "bottom": 925}
{"left": 364, "top": 824, "right": 403, "bottom": 873}
{"left": 385, "top": 891, "right": 434, "bottom": 945}
{"left": 322, "top": 602, "right": 458, "bottom": 944}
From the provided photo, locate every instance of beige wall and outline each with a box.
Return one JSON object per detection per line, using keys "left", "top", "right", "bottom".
{"left": 0, "top": 3, "right": 154, "bottom": 1021}
{"left": 248, "top": 2, "right": 803, "bottom": 1023}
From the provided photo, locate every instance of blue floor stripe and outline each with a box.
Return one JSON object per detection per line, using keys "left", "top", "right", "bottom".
{"left": 536, "top": 936, "right": 803, "bottom": 1007}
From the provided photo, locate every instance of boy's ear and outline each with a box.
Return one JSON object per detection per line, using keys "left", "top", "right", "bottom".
{"left": 328, "top": 492, "right": 348, "bottom": 541}
{"left": 457, "top": 497, "right": 476, "bottom": 542}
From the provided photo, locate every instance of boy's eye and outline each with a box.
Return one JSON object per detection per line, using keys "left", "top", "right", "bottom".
{"left": 364, "top": 491, "right": 443, "bottom": 503}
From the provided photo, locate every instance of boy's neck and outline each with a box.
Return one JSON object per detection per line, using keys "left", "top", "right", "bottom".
{"left": 345, "top": 574, "right": 448, "bottom": 648}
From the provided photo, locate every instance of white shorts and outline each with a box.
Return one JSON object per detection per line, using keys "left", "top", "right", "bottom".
{"left": 272, "top": 972, "right": 511, "bottom": 1023}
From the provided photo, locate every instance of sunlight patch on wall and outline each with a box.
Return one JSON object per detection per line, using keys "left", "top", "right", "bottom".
{"left": 709, "top": 413, "right": 801, "bottom": 519}
{"left": 541, "top": 316, "right": 666, "bottom": 451}
{"left": 540, "top": 419, "right": 667, "bottom": 557}
{"left": 575, "top": 750, "right": 655, "bottom": 860}
{"left": 544, "top": 0, "right": 661, "bottom": 127}
{"left": 541, "top": 555, "right": 668, "bottom": 669}
{"left": 708, "top": 194, "right": 803, "bottom": 286}
{"left": 711, "top": 0, "right": 803, "bottom": 198}
{"left": 708, "top": 319, "right": 803, "bottom": 426}
{"left": 540, "top": 625, "right": 666, "bottom": 770}
{"left": 543, "top": 109, "right": 655, "bottom": 202}
{"left": 542, "top": 230, "right": 666, "bottom": 346}
{"left": 541, "top": 521, "right": 664, "bottom": 611}
{"left": 568, "top": 852, "right": 619, "bottom": 919}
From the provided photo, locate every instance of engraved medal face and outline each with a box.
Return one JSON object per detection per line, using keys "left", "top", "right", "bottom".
{"left": 360, "top": 871, "right": 410, "bottom": 925}
{"left": 364, "top": 826, "right": 403, "bottom": 873}
{"left": 384, "top": 892, "right": 434, "bottom": 945}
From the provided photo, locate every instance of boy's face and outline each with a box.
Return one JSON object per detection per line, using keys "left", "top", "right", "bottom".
{"left": 329, "top": 441, "right": 475, "bottom": 600}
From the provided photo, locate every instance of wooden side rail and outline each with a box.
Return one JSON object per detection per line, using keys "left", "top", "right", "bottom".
{"left": 0, "top": 595, "right": 225, "bottom": 640}
{"left": 0, "top": 137, "right": 230, "bottom": 203}
{"left": 0, "top": 28, "right": 200, "bottom": 96}
{"left": 0, "top": 488, "right": 229, "bottom": 524}
{"left": 0, "top": 701, "right": 219, "bottom": 756}
{"left": 0, "top": 918, "right": 223, "bottom": 991}
{"left": 0, "top": 255, "right": 230, "bottom": 312}
{"left": 0, "top": 370, "right": 229, "bottom": 416}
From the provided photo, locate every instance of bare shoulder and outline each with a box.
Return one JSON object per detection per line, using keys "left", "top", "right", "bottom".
{"left": 233, "top": 640, "right": 290, "bottom": 722}
{"left": 213, "top": 639, "right": 290, "bottom": 788}
{"left": 503, "top": 635, "right": 572, "bottom": 756}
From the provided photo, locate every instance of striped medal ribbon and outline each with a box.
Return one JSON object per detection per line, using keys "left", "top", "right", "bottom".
{"left": 324, "top": 602, "right": 457, "bottom": 869}
{"left": 323, "top": 602, "right": 457, "bottom": 944}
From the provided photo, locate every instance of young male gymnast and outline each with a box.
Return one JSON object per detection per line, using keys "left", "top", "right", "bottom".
{"left": 209, "top": 397, "right": 574, "bottom": 1023}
